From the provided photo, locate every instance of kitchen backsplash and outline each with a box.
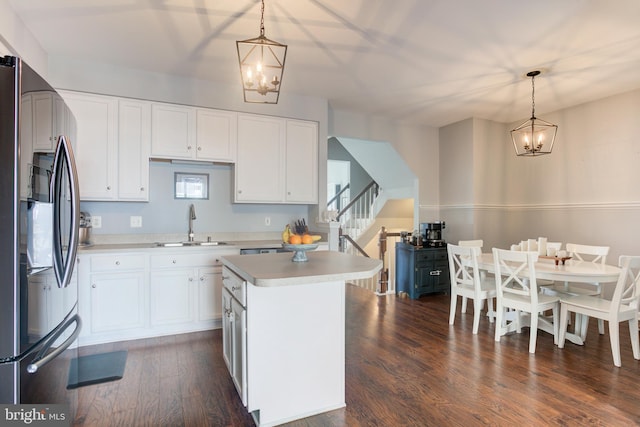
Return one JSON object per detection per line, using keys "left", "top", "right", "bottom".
{"left": 80, "top": 160, "right": 310, "bottom": 237}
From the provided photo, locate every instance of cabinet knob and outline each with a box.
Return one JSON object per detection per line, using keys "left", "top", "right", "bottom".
{"left": 187, "top": 145, "right": 192, "bottom": 150}
{"left": 115, "top": 261, "right": 120, "bottom": 265}
{"left": 172, "top": 259, "right": 177, "bottom": 264}
{"left": 140, "top": 187, "right": 145, "bottom": 191}
{"left": 107, "top": 186, "right": 111, "bottom": 190}
{"left": 189, "top": 277, "right": 194, "bottom": 282}
{"left": 197, "top": 146, "right": 201, "bottom": 151}
{"left": 92, "top": 284, "right": 96, "bottom": 288}
{"left": 238, "top": 190, "right": 242, "bottom": 194}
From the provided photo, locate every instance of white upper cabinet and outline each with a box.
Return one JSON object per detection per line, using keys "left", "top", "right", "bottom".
{"left": 195, "top": 108, "right": 237, "bottom": 162}
{"left": 235, "top": 114, "right": 285, "bottom": 203}
{"left": 118, "top": 99, "right": 151, "bottom": 201}
{"left": 285, "top": 120, "right": 318, "bottom": 204}
{"left": 31, "top": 91, "right": 68, "bottom": 153}
{"left": 235, "top": 114, "right": 318, "bottom": 204}
{"left": 150, "top": 103, "right": 195, "bottom": 159}
{"left": 151, "top": 102, "right": 237, "bottom": 162}
{"left": 62, "top": 91, "right": 118, "bottom": 201}
{"left": 61, "top": 91, "right": 150, "bottom": 201}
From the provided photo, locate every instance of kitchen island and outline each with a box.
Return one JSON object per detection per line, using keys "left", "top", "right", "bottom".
{"left": 220, "top": 251, "right": 382, "bottom": 427}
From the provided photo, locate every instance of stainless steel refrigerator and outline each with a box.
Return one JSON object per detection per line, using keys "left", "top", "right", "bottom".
{"left": 0, "top": 56, "right": 82, "bottom": 408}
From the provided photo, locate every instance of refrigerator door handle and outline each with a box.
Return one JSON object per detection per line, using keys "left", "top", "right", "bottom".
{"left": 26, "top": 314, "right": 82, "bottom": 373}
{"left": 50, "top": 135, "right": 80, "bottom": 288}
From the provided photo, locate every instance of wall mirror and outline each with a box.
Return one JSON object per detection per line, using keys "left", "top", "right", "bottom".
{"left": 175, "top": 172, "right": 209, "bottom": 199}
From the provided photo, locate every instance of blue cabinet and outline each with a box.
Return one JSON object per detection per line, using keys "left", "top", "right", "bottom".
{"left": 395, "top": 242, "right": 449, "bottom": 299}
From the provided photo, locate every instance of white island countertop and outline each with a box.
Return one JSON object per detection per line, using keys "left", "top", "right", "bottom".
{"left": 220, "top": 250, "right": 382, "bottom": 287}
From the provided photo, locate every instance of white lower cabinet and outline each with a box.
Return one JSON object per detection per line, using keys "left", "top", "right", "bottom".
{"left": 198, "top": 267, "right": 223, "bottom": 321}
{"left": 90, "top": 271, "right": 146, "bottom": 333}
{"left": 150, "top": 268, "right": 194, "bottom": 326}
{"left": 78, "top": 248, "right": 238, "bottom": 346}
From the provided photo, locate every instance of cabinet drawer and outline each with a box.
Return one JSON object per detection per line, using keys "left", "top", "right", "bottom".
{"left": 150, "top": 250, "right": 239, "bottom": 269}
{"left": 90, "top": 254, "right": 145, "bottom": 272}
{"left": 222, "top": 266, "right": 246, "bottom": 307}
{"left": 416, "top": 249, "right": 447, "bottom": 263}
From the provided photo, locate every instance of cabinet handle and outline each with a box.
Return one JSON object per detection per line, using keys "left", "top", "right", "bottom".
{"left": 430, "top": 270, "right": 441, "bottom": 276}
{"left": 232, "top": 286, "right": 240, "bottom": 292}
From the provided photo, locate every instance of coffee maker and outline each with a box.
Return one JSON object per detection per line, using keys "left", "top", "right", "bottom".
{"left": 420, "top": 221, "right": 446, "bottom": 247}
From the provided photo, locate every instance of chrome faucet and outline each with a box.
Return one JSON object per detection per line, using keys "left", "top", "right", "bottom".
{"left": 188, "top": 204, "right": 196, "bottom": 242}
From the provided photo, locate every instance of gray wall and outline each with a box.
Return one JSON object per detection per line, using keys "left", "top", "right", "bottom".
{"left": 440, "top": 91, "right": 640, "bottom": 262}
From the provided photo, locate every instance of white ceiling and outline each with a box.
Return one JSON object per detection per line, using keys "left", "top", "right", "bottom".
{"left": 8, "top": 0, "right": 640, "bottom": 127}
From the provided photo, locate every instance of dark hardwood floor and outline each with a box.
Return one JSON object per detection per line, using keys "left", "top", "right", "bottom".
{"left": 72, "top": 285, "right": 640, "bottom": 426}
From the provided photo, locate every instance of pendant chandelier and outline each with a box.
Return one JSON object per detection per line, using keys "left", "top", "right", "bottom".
{"left": 510, "top": 70, "right": 558, "bottom": 157}
{"left": 236, "top": 0, "right": 287, "bottom": 104}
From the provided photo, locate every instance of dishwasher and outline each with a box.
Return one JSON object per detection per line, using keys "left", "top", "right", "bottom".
{"left": 239, "top": 247, "right": 287, "bottom": 255}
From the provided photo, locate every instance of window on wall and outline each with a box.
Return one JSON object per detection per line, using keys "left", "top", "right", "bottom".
{"left": 175, "top": 172, "right": 209, "bottom": 199}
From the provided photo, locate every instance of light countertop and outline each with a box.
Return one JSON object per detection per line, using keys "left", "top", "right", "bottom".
{"left": 220, "top": 251, "right": 382, "bottom": 287}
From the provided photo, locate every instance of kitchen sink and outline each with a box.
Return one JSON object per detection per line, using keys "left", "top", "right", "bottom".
{"left": 155, "top": 241, "right": 229, "bottom": 247}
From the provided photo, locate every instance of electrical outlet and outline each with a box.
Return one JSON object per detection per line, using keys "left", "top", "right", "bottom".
{"left": 130, "top": 216, "right": 142, "bottom": 228}
{"left": 92, "top": 216, "right": 102, "bottom": 229}
{"left": 264, "top": 217, "right": 271, "bottom": 226}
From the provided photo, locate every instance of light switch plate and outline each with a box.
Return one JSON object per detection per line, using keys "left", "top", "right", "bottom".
{"left": 92, "top": 216, "right": 102, "bottom": 229}
{"left": 130, "top": 216, "right": 142, "bottom": 228}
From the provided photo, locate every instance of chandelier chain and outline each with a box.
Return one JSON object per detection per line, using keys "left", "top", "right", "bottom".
{"left": 260, "top": 0, "right": 265, "bottom": 36}
{"left": 531, "top": 74, "right": 536, "bottom": 118}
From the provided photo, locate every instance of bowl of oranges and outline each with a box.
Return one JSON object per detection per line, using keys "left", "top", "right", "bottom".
{"left": 282, "top": 234, "right": 320, "bottom": 262}
{"left": 282, "top": 242, "right": 319, "bottom": 262}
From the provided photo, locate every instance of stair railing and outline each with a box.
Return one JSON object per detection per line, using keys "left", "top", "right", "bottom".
{"left": 336, "top": 181, "right": 379, "bottom": 242}
{"left": 327, "top": 183, "right": 350, "bottom": 210}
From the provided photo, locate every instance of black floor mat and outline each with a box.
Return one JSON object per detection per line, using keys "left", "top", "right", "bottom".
{"left": 67, "top": 350, "right": 127, "bottom": 389}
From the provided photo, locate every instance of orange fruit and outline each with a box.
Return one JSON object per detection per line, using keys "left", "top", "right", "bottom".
{"left": 289, "top": 234, "right": 302, "bottom": 244}
{"left": 301, "top": 234, "right": 313, "bottom": 244}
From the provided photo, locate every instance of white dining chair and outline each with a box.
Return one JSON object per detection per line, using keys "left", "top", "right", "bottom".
{"left": 493, "top": 248, "right": 560, "bottom": 353}
{"left": 543, "top": 243, "right": 610, "bottom": 334}
{"left": 448, "top": 244, "right": 495, "bottom": 334}
{"left": 558, "top": 255, "right": 640, "bottom": 367}
{"left": 457, "top": 239, "right": 485, "bottom": 314}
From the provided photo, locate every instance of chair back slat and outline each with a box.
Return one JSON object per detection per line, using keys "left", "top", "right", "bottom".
{"left": 566, "top": 243, "right": 609, "bottom": 264}
{"left": 493, "top": 248, "right": 539, "bottom": 301}
{"left": 617, "top": 256, "right": 640, "bottom": 309}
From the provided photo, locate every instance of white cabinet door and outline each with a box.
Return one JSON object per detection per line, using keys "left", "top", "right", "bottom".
{"left": 285, "top": 120, "right": 318, "bottom": 203}
{"left": 62, "top": 92, "right": 118, "bottom": 200}
{"left": 118, "top": 99, "right": 150, "bottom": 201}
{"left": 90, "top": 271, "right": 146, "bottom": 333}
{"left": 31, "top": 91, "right": 66, "bottom": 152}
{"left": 149, "top": 269, "right": 195, "bottom": 326}
{"left": 235, "top": 114, "right": 285, "bottom": 202}
{"left": 197, "top": 267, "right": 223, "bottom": 321}
{"left": 222, "top": 288, "right": 233, "bottom": 371}
{"left": 196, "top": 109, "right": 237, "bottom": 162}
{"left": 150, "top": 103, "right": 195, "bottom": 159}
{"left": 231, "top": 296, "right": 247, "bottom": 406}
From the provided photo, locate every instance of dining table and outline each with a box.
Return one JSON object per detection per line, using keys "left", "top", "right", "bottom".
{"left": 475, "top": 252, "right": 622, "bottom": 345}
